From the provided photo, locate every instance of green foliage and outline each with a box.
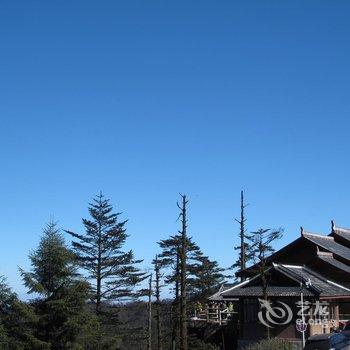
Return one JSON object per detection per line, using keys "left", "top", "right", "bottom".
{"left": 189, "top": 335, "right": 219, "bottom": 349}
{"left": 0, "top": 199, "right": 244, "bottom": 350}
{"left": 188, "top": 255, "right": 225, "bottom": 300}
{"left": 247, "top": 227, "right": 283, "bottom": 296}
{"left": 158, "top": 234, "right": 225, "bottom": 300}
{"left": 21, "top": 221, "right": 100, "bottom": 349}
{"left": 0, "top": 322, "right": 8, "bottom": 348}
{"left": 158, "top": 233, "right": 201, "bottom": 347}
{"left": 0, "top": 276, "right": 49, "bottom": 350}
{"left": 21, "top": 222, "right": 76, "bottom": 296}
{"left": 248, "top": 228, "right": 283, "bottom": 266}
{"left": 158, "top": 231, "right": 226, "bottom": 349}
{"left": 244, "top": 338, "right": 292, "bottom": 350}
{"left": 33, "top": 281, "right": 101, "bottom": 349}
{"left": 66, "top": 193, "right": 146, "bottom": 312}
{"left": 157, "top": 234, "right": 202, "bottom": 295}
{"left": 232, "top": 242, "right": 252, "bottom": 271}
{"left": 247, "top": 228, "right": 283, "bottom": 338}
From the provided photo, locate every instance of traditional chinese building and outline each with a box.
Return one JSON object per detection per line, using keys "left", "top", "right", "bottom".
{"left": 207, "top": 221, "right": 350, "bottom": 349}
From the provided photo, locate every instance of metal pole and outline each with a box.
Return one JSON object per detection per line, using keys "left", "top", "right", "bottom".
{"left": 301, "top": 286, "right": 305, "bottom": 348}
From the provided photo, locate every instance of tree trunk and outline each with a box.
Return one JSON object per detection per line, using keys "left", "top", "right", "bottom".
{"left": 96, "top": 219, "right": 102, "bottom": 314}
{"left": 240, "top": 191, "right": 246, "bottom": 281}
{"left": 261, "top": 267, "right": 270, "bottom": 339}
{"left": 154, "top": 256, "right": 162, "bottom": 350}
{"left": 96, "top": 275, "right": 101, "bottom": 313}
{"left": 172, "top": 246, "right": 180, "bottom": 349}
{"left": 147, "top": 274, "right": 152, "bottom": 350}
{"left": 234, "top": 190, "right": 248, "bottom": 282}
{"left": 179, "top": 195, "right": 188, "bottom": 350}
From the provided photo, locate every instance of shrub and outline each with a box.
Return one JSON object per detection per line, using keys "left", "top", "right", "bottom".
{"left": 244, "top": 338, "right": 293, "bottom": 350}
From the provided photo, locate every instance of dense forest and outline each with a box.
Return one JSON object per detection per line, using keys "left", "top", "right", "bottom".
{"left": 0, "top": 193, "right": 230, "bottom": 350}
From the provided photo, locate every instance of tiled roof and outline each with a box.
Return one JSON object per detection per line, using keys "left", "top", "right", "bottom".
{"left": 332, "top": 222, "right": 350, "bottom": 242}
{"left": 302, "top": 231, "right": 350, "bottom": 261}
{"left": 275, "top": 264, "right": 350, "bottom": 297}
{"left": 317, "top": 254, "right": 350, "bottom": 274}
{"left": 235, "top": 224, "right": 350, "bottom": 291}
{"left": 220, "top": 264, "right": 350, "bottom": 299}
{"left": 222, "top": 286, "right": 314, "bottom": 298}
{"left": 209, "top": 283, "right": 238, "bottom": 301}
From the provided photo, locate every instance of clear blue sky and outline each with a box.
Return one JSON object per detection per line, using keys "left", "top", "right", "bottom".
{"left": 1, "top": 1, "right": 350, "bottom": 298}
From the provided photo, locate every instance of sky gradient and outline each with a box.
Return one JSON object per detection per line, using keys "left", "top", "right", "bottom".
{"left": 1, "top": 1, "right": 350, "bottom": 298}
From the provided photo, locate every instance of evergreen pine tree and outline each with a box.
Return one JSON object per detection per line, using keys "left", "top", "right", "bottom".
{"left": 158, "top": 196, "right": 227, "bottom": 349}
{"left": 65, "top": 193, "right": 146, "bottom": 314}
{"left": 0, "top": 276, "right": 49, "bottom": 349}
{"left": 188, "top": 255, "right": 225, "bottom": 300}
{"left": 20, "top": 221, "right": 100, "bottom": 349}
{"left": 158, "top": 233, "right": 201, "bottom": 348}
{"left": 248, "top": 228, "right": 283, "bottom": 298}
{"left": 0, "top": 323, "right": 8, "bottom": 349}
{"left": 248, "top": 227, "right": 283, "bottom": 338}
{"left": 158, "top": 235, "right": 202, "bottom": 296}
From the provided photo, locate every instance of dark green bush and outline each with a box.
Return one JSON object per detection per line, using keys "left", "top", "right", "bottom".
{"left": 244, "top": 338, "right": 293, "bottom": 350}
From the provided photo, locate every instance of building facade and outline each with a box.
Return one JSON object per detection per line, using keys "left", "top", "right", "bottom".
{"left": 210, "top": 222, "right": 350, "bottom": 349}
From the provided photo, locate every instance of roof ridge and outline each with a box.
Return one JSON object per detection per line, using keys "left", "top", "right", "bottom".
{"left": 332, "top": 220, "right": 350, "bottom": 234}
{"left": 276, "top": 263, "right": 303, "bottom": 268}
{"left": 302, "top": 231, "right": 334, "bottom": 240}
{"left": 223, "top": 267, "right": 274, "bottom": 295}
{"left": 317, "top": 251, "right": 333, "bottom": 257}
{"left": 301, "top": 265, "right": 332, "bottom": 280}
{"left": 317, "top": 255, "right": 350, "bottom": 274}
{"left": 275, "top": 264, "right": 321, "bottom": 294}
{"left": 333, "top": 227, "right": 350, "bottom": 233}
{"left": 220, "top": 279, "right": 251, "bottom": 295}
{"left": 304, "top": 232, "right": 350, "bottom": 262}
{"left": 326, "top": 279, "right": 350, "bottom": 292}
{"left": 300, "top": 265, "right": 350, "bottom": 292}
{"left": 279, "top": 264, "right": 350, "bottom": 295}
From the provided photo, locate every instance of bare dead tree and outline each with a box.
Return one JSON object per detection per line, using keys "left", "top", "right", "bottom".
{"left": 147, "top": 274, "right": 152, "bottom": 350}
{"left": 233, "top": 190, "right": 250, "bottom": 281}
{"left": 153, "top": 255, "right": 163, "bottom": 350}
{"left": 178, "top": 194, "right": 188, "bottom": 350}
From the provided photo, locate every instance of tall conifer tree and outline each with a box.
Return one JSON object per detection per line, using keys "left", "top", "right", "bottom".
{"left": 66, "top": 193, "right": 146, "bottom": 313}
{"left": 20, "top": 221, "right": 99, "bottom": 349}
{"left": 158, "top": 233, "right": 201, "bottom": 348}
{"left": 248, "top": 227, "right": 283, "bottom": 338}
{"left": 0, "top": 276, "right": 49, "bottom": 349}
{"left": 188, "top": 255, "right": 225, "bottom": 300}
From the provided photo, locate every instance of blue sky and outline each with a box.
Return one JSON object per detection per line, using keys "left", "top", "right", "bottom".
{"left": 1, "top": 1, "right": 350, "bottom": 298}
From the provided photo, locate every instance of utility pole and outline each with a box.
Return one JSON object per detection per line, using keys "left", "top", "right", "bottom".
{"left": 300, "top": 284, "right": 305, "bottom": 348}
{"left": 300, "top": 279, "right": 312, "bottom": 348}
